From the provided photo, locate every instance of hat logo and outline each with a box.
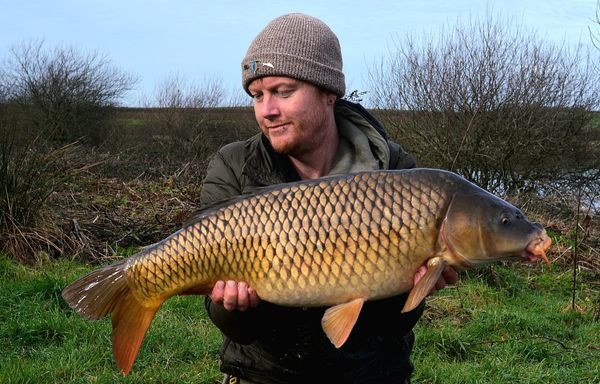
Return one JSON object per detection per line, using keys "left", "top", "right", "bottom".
{"left": 245, "top": 60, "right": 274, "bottom": 75}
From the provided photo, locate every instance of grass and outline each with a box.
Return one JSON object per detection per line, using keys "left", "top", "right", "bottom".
{"left": 412, "top": 266, "right": 599, "bottom": 383}
{"left": 0, "top": 254, "right": 222, "bottom": 384}
{"left": 1, "top": 254, "right": 598, "bottom": 383}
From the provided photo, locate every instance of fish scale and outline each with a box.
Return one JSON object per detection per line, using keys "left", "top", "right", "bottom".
{"left": 124, "top": 171, "right": 447, "bottom": 306}
{"left": 62, "top": 168, "right": 552, "bottom": 376}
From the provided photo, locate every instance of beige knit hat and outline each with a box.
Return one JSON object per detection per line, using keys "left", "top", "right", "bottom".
{"left": 242, "top": 13, "right": 345, "bottom": 97}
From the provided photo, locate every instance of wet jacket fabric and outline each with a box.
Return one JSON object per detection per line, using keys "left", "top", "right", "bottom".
{"left": 200, "top": 99, "right": 422, "bottom": 384}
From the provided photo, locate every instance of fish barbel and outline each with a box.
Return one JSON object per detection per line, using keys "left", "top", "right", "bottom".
{"left": 62, "top": 168, "right": 552, "bottom": 375}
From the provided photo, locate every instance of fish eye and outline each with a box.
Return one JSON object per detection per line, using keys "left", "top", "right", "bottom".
{"left": 501, "top": 216, "right": 511, "bottom": 225}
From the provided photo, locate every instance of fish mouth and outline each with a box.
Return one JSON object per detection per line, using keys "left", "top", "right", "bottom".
{"left": 522, "top": 230, "right": 552, "bottom": 267}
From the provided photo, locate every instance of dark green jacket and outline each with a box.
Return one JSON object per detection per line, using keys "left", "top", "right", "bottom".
{"left": 200, "top": 100, "right": 423, "bottom": 384}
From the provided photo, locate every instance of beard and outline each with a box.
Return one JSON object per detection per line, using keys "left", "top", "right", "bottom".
{"left": 267, "top": 127, "right": 321, "bottom": 158}
{"left": 270, "top": 137, "right": 305, "bottom": 156}
{"left": 265, "top": 118, "right": 329, "bottom": 158}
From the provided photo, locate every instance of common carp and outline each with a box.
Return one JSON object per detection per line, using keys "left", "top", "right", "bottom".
{"left": 62, "top": 168, "right": 551, "bottom": 375}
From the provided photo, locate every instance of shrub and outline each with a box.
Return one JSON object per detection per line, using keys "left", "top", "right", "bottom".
{"left": 368, "top": 15, "right": 600, "bottom": 194}
{"left": 0, "top": 110, "right": 80, "bottom": 261}
{"left": 0, "top": 40, "right": 136, "bottom": 145}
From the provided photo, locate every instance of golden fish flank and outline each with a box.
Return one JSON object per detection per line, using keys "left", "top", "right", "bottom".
{"left": 62, "top": 168, "right": 552, "bottom": 376}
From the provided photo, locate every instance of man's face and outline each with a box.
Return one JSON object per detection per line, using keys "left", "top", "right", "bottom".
{"left": 248, "top": 76, "right": 333, "bottom": 156}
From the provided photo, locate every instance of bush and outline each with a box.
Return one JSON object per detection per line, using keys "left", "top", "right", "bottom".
{"left": 368, "top": 15, "right": 600, "bottom": 194}
{"left": 0, "top": 110, "right": 81, "bottom": 261}
{"left": 1, "top": 40, "right": 136, "bottom": 145}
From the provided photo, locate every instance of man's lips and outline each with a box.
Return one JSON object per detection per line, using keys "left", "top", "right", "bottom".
{"left": 266, "top": 123, "right": 289, "bottom": 135}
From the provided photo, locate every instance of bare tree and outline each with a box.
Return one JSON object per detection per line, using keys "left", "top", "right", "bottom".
{"left": 145, "top": 74, "right": 227, "bottom": 146}
{"left": 152, "top": 73, "right": 225, "bottom": 109}
{"left": 1, "top": 40, "right": 136, "bottom": 144}
{"left": 129, "top": 74, "right": 231, "bottom": 181}
{"left": 368, "top": 15, "right": 600, "bottom": 194}
{"left": 0, "top": 71, "right": 9, "bottom": 103}
{"left": 591, "top": 1, "right": 600, "bottom": 50}
{"left": 226, "top": 85, "right": 253, "bottom": 107}
{"left": 150, "top": 74, "right": 223, "bottom": 129}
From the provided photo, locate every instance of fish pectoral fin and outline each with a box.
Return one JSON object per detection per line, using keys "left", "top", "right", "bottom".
{"left": 402, "top": 257, "right": 447, "bottom": 313}
{"left": 321, "top": 297, "right": 365, "bottom": 348}
{"left": 111, "top": 292, "right": 159, "bottom": 376}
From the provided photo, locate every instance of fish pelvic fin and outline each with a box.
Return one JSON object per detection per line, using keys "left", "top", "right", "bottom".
{"left": 322, "top": 297, "right": 365, "bottom": 348}
{"left": 62, "top": 259, "right": 159, "bottom": 376}
{"left": 402, "top": 257, "right": 447, "bottom": 313}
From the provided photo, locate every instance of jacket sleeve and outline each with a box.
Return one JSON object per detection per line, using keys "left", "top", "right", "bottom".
{"left": 199, "top": 145, "right": 244, "bottom": 207}
{"left": 204, "top": 297, "right": 268, "bottom": 344}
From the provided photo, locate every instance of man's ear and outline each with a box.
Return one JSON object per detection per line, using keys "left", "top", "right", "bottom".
{"left": 327, "top": 92, "right": 337, "bottom": 105}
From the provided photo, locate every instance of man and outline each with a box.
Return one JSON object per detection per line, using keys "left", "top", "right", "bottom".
{"left": 199, "top": 13, "right": 457, "bottom": 384}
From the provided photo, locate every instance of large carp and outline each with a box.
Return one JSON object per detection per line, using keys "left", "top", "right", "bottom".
{"left": 62, "top": 168, "right": 551, "bottom": 375}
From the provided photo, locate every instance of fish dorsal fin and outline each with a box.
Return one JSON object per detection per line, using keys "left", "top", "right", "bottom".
{"left": 402, "top": 257, "right": 447, "bottom": 313}
{"left": 321, "top": 297, "right": 365, "bottom": 348}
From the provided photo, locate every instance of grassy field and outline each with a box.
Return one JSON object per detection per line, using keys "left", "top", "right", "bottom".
{"left": 1, "top": 254, "right": 598, "bottom": 384}
{"left": 0, "top": 255, "right": 222, "bottom": 384}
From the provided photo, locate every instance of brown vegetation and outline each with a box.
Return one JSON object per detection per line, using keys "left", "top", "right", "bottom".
{"left": 0, "top": 106, "right": 258, "bottom": 263}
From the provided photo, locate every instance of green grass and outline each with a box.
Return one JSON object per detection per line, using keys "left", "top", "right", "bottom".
{"left": 1, "top": 255, "right": 598, "bottom": 383}
{"left": 412, "top": 266, "right": 599, "bottom": 383}
{"left": 0, "top": 255, "right": 222, "bottom": 384}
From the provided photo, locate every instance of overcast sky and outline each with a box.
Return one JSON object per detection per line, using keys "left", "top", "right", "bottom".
{"left": 1, "top": 0, "right": 598, "bottom": 106}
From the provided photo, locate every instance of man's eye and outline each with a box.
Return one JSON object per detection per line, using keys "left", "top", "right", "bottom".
{"left": 277, "top": 90, "right": 292, "bottom": 98}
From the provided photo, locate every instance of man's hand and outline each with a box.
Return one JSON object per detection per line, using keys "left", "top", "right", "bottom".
{"left": 210, "top": 280, "right": 260, "bottom": 311}
{"left": 413, "top": 264, "right": 459, "bottom": 296}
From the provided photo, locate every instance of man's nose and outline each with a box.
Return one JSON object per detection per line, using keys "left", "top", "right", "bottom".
{"left": 257, "top": 94, "right": 279, "bottom": 119}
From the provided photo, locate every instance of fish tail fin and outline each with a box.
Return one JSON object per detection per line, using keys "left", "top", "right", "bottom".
{"left": 111, "top": 291, "right": 158, "bottom": 376}
{"left": 62, "top": 259, "right": 131, "bottom": 320}
{"left": 62, "top": 259, "right": 159, "bottom": 376}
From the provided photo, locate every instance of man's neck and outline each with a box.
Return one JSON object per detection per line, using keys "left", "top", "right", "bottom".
{"left": 289, "top": 126, "right": 340, "bottom": 180}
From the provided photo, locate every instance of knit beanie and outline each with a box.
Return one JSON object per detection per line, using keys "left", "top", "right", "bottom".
{"left": 242, "top": 13, "right": 345, "bottom": 97}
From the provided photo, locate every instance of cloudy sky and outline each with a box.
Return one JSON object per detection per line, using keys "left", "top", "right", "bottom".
{"left": 1, "top": 0, "right": 598, "bottom": 105}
